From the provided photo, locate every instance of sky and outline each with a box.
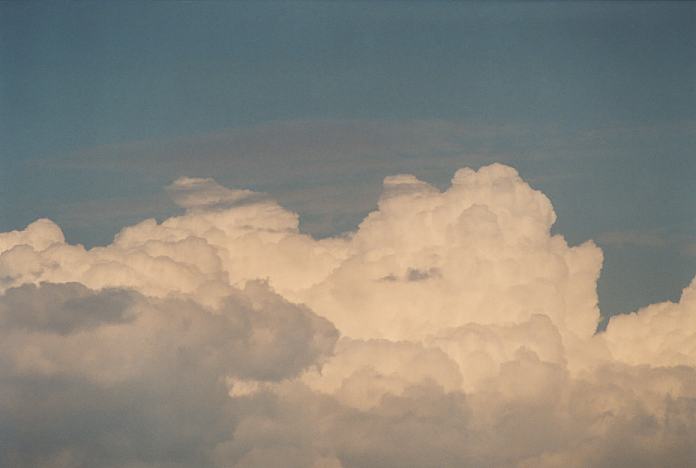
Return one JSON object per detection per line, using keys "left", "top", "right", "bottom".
{"left": 1, "top": 2, "right": 696, "bottom": 466}
{"left": 1, "top": 1, "right": 695, "bottom": 318}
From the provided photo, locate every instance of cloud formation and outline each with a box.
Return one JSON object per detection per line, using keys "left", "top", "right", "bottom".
{"left": 1, "top": 164, "right": 694, "bottom": 467}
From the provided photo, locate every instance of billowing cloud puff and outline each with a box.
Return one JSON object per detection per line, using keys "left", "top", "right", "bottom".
{"left": 1, "top": 164, "right": 694, "bottom": 467}
{"left": 602, "top": 277, "right": 696, "bottom": 367}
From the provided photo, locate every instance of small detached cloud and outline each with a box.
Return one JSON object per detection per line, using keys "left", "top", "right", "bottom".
{"left": 1, "top": 163, "right": 695, "bottom": 467}
{"left": 167, "top": 177, "right": 265, "bottom": 211}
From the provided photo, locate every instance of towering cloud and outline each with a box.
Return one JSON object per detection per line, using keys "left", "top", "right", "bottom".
{"left": 1, "top": 164, "right": 694, "bottom": 467}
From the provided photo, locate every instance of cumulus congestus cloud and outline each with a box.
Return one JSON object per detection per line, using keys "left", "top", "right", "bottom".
{"left": 0, "top": 164, "right": 694, "bottom": 467}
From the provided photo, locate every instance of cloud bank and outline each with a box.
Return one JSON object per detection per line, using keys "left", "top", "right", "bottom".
{"left": 1, "top": 164, "right": 694, "bottom": 467}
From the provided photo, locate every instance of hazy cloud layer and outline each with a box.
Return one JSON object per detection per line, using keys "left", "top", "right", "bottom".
{"left": 47, "top": 119, "right": 544, "bottom": 238}
{"left": 1, "top": 164, "right": 695, "bottom": 467}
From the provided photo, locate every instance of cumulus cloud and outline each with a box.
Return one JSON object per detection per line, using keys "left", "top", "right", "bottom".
{"left": 0, "top": 281, "right": 337, "bottom": 467}
{"left": 1, "top": 163, "right": 694, "bottom": 467}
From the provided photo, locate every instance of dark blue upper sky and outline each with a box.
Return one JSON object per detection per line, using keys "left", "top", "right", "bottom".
{"left": 1, "top": 1, "right": 695, "bottom": 318}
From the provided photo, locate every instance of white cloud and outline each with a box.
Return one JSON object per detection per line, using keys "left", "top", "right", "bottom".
{"left": 601, "top": 277, "right": 696, "bottom": 367}
{"left": 1, "top": 163, "right": 694, "bottom": 467}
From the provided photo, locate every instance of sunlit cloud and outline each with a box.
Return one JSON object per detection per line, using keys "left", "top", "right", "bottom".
{"left": 1, "top": 164, "right": 695, "bottom": 467}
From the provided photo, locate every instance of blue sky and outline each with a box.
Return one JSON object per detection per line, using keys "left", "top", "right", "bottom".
{"left": 1, "top": 1, "right": 694, "bottom": 319}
